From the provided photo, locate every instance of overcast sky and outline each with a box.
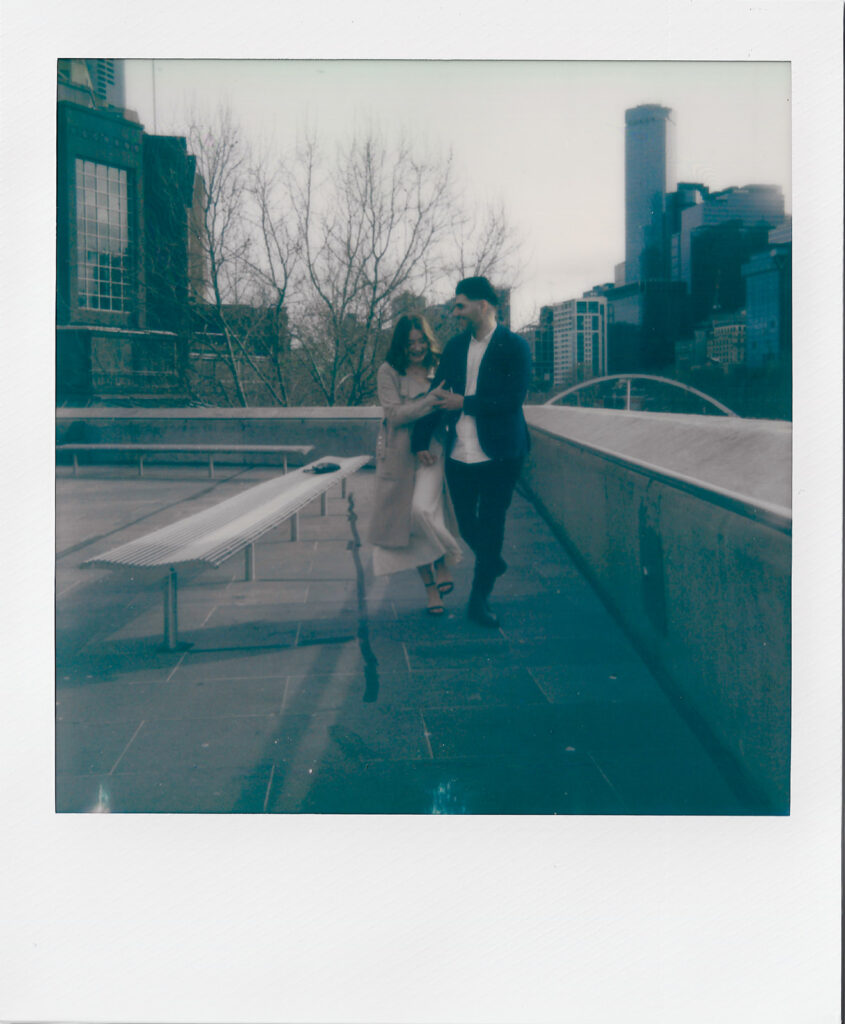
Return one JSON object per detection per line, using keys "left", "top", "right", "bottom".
{"left": 123, "top": 59, "right": 791, "bottom": 329}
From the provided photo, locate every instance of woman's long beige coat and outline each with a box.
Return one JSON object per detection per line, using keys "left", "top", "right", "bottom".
{"left": 366, "top": 362, "right": 457, "bottom": 549}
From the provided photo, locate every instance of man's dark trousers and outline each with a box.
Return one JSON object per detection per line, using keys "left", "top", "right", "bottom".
{"left": 445, "top": 456, "right": 523, "bottom": 600}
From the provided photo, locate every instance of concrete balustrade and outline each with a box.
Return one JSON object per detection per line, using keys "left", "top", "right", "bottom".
{"left": 56, "top": 406, "right": 383, "bottom": 468}
{"left": 522, "top": 406, "right": 791, "bottom": 812}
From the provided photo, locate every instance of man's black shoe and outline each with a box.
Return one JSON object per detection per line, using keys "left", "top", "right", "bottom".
{"left": 468, "top": 596, "right": 500, "bottom": 628}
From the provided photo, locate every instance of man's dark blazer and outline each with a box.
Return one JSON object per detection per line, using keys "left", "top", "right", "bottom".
{"left": 411, "top": 324, "right": 532, "bottom": 461}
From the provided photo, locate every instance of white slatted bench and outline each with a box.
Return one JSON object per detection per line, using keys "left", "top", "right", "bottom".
{"left": 82, "top": 455, "right": 372, "bottom": 650}
{"left": 57, "top": 443, "right": 315, "bottom": 478}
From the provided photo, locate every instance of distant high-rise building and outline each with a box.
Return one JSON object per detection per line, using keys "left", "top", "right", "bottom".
{"left": 521, "top": 309, "right": 554, "bottom": 391}
{"left": 674, "top": 184, "right": 785, "bottom": 292}
{"left": 742, "top": 220, "right": 792, "bottom": 369}
{"left": 665, "top": 182, "right": 709, "bottom": 280}
{"left": 599, "top": 279, "right": 689, "bottom": 374}
{"left": 84, "top": 59, "right": 126, "bottom": 108}
{"left": 545, "top": 297, "right": 607, "bottom": 387}
{"left": 625, "top": 104, "right": 676, "bottom": 284}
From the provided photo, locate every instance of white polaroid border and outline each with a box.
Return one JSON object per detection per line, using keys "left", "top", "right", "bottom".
{"left": 1, "top": 2, "right": 840, "bottom": 1022}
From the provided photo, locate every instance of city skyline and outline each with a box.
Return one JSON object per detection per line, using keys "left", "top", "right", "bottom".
{"left": 123, "top": 60, "right": 791, "bottom": 329}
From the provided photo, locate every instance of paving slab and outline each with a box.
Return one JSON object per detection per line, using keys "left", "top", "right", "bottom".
{"left": 55, "top": 463, "right": 763, "bottom": 814}
{"left": 56, "top": 719, "right": 142, "bottom": 775}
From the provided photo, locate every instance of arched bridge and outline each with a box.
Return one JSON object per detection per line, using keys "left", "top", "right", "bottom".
{"left": 546, "top": 373, "right": 739, "bottom": 417}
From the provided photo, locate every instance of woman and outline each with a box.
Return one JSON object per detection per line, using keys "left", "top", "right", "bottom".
{"left": 366, "top": 315, "right": 462, "bottom": 615}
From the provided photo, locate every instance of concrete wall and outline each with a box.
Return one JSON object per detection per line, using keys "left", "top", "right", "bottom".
{"left": 56, "top": 407, "right": 383, "bottom": 468}
{"left": 522, "top": 407, "right": 791, "bottom": 812}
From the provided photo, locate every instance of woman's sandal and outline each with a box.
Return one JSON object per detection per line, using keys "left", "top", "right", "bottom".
{"left": 434, "top": 565, "right": 454, "bottom": 595}
{"left": 424, "top": 582, "right": 445, "bottom": 615}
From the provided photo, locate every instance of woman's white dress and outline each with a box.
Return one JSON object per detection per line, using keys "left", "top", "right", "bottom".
{"left": 371, "top": 380, "right": 462, "bottom": 577}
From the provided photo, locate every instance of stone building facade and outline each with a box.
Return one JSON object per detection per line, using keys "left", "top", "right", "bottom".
{"left": 56, "top": 59, "right": 201, "bottom": 404}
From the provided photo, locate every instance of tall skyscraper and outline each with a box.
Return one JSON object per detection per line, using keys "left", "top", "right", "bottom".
{"left": 625, "top": 104, "right": 676, "bottom": 284}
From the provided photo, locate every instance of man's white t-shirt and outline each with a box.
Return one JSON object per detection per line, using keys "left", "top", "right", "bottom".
{"left": 450, "top": 326, "right": 494, "bottom": 464}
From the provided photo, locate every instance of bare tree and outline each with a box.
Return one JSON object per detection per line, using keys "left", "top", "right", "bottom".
{"left": 181, "top": 115, "right": 523, "bottom": 406}
{"left": 239, "top": 159, "right": 301, "bottom": 405}
{"left": 185, "top": 109, "right": 305, "bottom": 406}
{"left": 287, "top": 130, "right": 458, "bottom": 405}
{"left": 448, "top": 198, "right": 524, "bottom": 290}
{"left": 186, "top": 109, "right": 253, "bottom": 404}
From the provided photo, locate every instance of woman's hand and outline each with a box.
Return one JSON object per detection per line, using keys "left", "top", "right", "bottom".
{"left": 416, "top": 450, "right": 438, "bottom": 467}
{"left": 431, "top": 386, "right": 464, "bottom": 411}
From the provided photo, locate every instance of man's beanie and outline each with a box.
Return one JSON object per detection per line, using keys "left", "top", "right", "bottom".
{"left": 455, "top": 276, "right": 500, "bottom": 306}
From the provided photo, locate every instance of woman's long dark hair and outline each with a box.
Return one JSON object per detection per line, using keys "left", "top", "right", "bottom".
{"left": 385, "top": 314, "right": 441, "bottom": 374}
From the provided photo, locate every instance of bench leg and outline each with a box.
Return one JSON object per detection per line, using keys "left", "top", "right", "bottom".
{"left": 245, "top": 543, "right": 255, "bottom": 581}
{"left": 341, "top": 478, "right": 347, "bottom": 499}
{"left": 283, "top": 454, "right": 288, "bottom": 475}
{"left": 208, "top": 455, "right": 215, "bottom": 479}
{"left": 163, "top": 568, "right": 180, "bottom": 650}
{"left": 320, "top": 492, "right": 328, "bottom": 516}
{"left": 72, "top": 453, "right": 79, "bottom": 477}
{"left": 139, "top": 454, "right": 145, "bottom": 477}
{"left": 161, "top": 567, "right": 192, "bottom": 651}
{"left": 290, "top": 512, "right": 299, "bottom": 541}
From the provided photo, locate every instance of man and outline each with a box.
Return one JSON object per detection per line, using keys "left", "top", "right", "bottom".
{"left": 412, "top": 276, "right": 531, "bottom": 627}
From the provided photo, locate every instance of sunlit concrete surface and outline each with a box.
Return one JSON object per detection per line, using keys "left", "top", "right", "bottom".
{"left": 525, "top": 405, "right": 791, "bottom": 507}
{"left": 56, "top": 462, "right": 764, "bottom": 814}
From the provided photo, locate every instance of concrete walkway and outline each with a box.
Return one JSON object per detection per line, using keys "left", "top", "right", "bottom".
{"left": 55, "top": 463, "right": 752, "bottom": 814}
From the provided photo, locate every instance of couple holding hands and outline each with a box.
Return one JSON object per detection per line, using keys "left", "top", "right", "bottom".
{"left": 366, "top": 276, "right": 532, "bottom": 628}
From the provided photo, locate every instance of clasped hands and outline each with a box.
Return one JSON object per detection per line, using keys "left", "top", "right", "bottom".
{"left": 429, "top": 385, "right": 463, "bottom": 411}
{"left": 417, "top": 386, "right": 463, "bottom": 466}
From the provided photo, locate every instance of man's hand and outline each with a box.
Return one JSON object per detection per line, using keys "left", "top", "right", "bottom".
{"left": 432, "top": 386, "right": 464, "bottom": 411}
{"left": 417, "top": 450, "right": 438, "bottom": 467}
